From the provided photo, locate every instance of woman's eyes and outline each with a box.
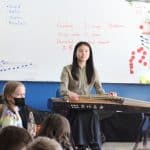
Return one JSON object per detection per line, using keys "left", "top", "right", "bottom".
{"left": 79, "top": 50, "right": 88, "bottom": 53}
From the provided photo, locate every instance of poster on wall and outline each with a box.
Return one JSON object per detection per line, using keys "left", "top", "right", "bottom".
{"left": 0, "top": 0, "right": 150, "bottom": 83}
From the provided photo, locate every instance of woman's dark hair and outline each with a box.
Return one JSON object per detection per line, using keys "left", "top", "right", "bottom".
{"left": 71, "top": 41, "right": 95, "bottom": 84}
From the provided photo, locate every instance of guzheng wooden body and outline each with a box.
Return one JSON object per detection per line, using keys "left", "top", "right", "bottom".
{"left": 52, "top": 95, "right": 150, "bottom": 113}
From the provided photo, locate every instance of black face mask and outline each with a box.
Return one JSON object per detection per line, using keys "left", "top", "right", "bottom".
{"left": 14, "top": 98, "right": 25, "bottom": 107}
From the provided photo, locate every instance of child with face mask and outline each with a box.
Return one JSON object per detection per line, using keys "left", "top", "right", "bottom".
{"left": 0, "top": 81, "right": 27, "bottom": 128}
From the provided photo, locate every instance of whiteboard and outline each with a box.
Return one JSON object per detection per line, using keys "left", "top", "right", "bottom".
{"left": 0, "top": 0, "right": 150, "bottom": 83}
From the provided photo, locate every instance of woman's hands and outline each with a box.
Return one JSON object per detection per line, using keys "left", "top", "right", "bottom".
{"left": 67, "top": 91, "right": 80, "bottom": 101}
{"left": 67, "top": 91, "right": 117, "bottom": 101}
{"left": 108, "top": 92, "right": 117, "bottom": 97}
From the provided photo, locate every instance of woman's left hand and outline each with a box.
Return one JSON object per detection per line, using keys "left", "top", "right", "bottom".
{"left": 108, "top": 92, "right": 117, "bottom": 97}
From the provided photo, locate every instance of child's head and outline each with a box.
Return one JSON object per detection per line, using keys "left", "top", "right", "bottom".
{"left": 3, "top": 81, "right": 26, "bottom": 107}
{"left": 27, "top": 136, "right": 63, "bottom": 150}
{"left": 37, "top": 113, "right": 73, "bottom": 149}
{"left": 38, "top": 113, "right": 71, "bottom": 140}
{"left": 0, "top": 126, "right": 32, "bottom": 150}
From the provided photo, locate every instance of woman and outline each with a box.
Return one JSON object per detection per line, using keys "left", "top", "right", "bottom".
{"left": 60, "top": 41, "right": 105, "bottom": 101}
{"left": 37, "top": 113, "right": 74, "bottom": 150}
{"left": 60, "top": 41, "right": 116, "bottom": 150}
{"left": 0, "top": 81, "right": 28, "bottom": 128}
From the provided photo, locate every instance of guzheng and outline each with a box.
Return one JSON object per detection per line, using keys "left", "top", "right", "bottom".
{"left": 79, "top": 95, "right": 124, "bottom": 104}
{"left": 52, "top": 95, "right": 150, "bottom": 113}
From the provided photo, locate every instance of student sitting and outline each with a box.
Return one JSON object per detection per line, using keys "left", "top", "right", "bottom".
{"left": 0, "top": 81, "right": 27, "bottom": 128}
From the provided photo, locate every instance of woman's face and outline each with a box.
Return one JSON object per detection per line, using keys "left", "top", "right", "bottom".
{"left": 76, "top": 44, "right": 90, "bottom": 63}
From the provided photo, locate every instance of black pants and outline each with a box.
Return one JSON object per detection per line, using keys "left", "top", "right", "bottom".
{"left": 68, "top": 110, "right": 101, "bottom": 150}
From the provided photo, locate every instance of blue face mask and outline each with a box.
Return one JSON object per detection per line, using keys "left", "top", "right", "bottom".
{"left": 14, "top": 98, "right": 25, "bottom": 107}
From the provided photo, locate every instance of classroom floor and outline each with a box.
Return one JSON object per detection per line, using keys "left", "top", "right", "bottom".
{"left": 101, "top": 142, "right": 150, "bottom": 150}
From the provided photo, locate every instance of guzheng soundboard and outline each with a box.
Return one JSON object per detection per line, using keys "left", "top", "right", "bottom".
{"left": 52, "top": 95, "right": 150, "bottom": 113}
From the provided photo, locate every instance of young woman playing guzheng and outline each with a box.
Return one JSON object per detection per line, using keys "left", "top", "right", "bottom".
{"left": 60, "top": 41, "right": 117, "bottom": 150}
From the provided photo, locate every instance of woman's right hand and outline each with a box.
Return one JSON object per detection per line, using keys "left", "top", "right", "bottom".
{"left": 68, "top": 91, "right": 80, "bottom": 101}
